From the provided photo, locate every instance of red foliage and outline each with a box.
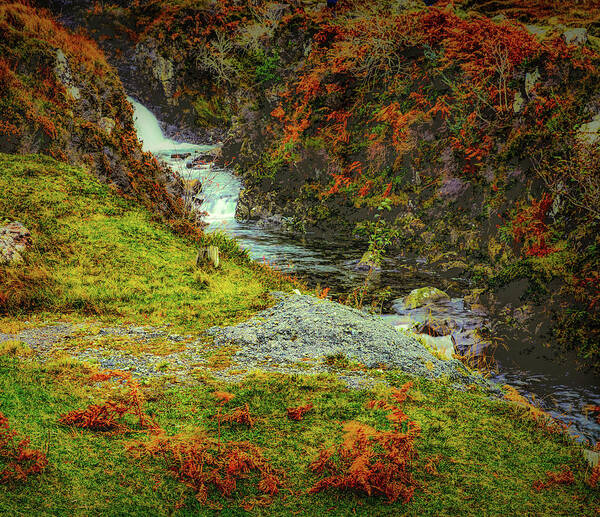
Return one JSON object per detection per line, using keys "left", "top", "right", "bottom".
{"left": 59, "top": 370, "right": 159, "bottom": 433}
{"left": 309, "top": 382, "right": 420, "bottom": 503}
{"left": 0, "top": 412, "right": 48, "bottom": 484}
{"left": 129, "top": 435, "right": 284, "bottom": 509}
{"left": 589, "top": 464, "right": 600, "bottom": 488}
{"left": 511, "top": 193, "right": 558, "bottom": 257}
{"left": 220, "top": 404, "right": 255, "bottom": 427}
{"left": 287, "top": 403, "right": 314, "bottom": 421}
{"left": 532, "top": 467, "right": 574, "bottom": 491}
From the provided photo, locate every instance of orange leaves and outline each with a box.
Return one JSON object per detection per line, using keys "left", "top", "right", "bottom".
{"left": 270, "top": 105, "right": 285, "bottom": 120}
{"left": 213, "top": 391, "right": 235, "bottom": 404}
{"left": 130, "top": 435, "right": 284, "bottom": 509}
{"left": 220, "top": 404, "right": 255, "bottom": 427}
{"left": 375, "top": 103, "right": 419, "bottom": 152}
{"left": 309, "top": 382, "right": 420, "bottom": 503}
{"left": 0, "top": 412, "right": 48, "bottom": 485}
{"left": 510, "top": 194, "right": 558, "bottom": 258}
{"left": 287, "top": 403, "right": 314, "bottom": 421}
{"left": 59, "top": 370, "right": 159, "bottom": 434}
{"left": 532, "top": 467, "right": 575, "bottom": 491}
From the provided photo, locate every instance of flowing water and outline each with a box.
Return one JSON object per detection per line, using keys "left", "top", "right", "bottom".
{"left": 130, "top": 97, "right": 600, "bottom": 443}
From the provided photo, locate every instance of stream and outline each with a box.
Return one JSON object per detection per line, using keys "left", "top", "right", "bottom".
{"left": 129, "top": 97, "right": 600, "bottom": 444}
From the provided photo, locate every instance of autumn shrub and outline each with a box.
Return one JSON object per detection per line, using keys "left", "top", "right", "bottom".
{"left": 0, "top": 412, "right": 48, "bottom": 485}
{"left": 129, "top": 434, "right": 284, "bottom": 509}
{"left": 59, "top": 370, "right": 159, "bottom": 434}
{"left": 532, "top": 467, "right": 575, "bottom": 491}
{"left": 309, "top": 382, "right": 420, "bottom": 503}
{"left": 287, "top": 403, "right": 314, "bottom": 421}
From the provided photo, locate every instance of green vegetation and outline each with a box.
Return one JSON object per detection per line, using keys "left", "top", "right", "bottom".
{"left": 0, "top": 153, "right": 292, "bottom": 331}
{"left": 1, "top": 356, "right": 598, "bottom": 515}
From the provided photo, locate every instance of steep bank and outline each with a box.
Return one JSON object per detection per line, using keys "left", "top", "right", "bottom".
{"left": 70, "top": 0, "right": 600, "bottom": 370}
{"left": 0, "top": 1, "right": 192, "bottom": 227}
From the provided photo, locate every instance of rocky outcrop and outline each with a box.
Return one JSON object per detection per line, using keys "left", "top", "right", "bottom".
{"left": 0, "top": 222, "right": 31, "bottom": 264}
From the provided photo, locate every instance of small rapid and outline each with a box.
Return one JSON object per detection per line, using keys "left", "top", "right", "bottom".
{"left": 129, "top": 98, "right": 600, "bottom": 443}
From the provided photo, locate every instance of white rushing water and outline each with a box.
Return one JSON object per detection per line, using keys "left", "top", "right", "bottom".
{"left": 128, "top": 96, "right": 241, "bottom": 221}
{"left": 128, "top": 96, "right": 200, "bottom": 153}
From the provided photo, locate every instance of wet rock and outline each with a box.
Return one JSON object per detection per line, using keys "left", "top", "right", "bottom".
{"left": 403, "top": 287, "right": 450, "bottom": 309}
{"left": 578, "top": 113, "right": 600, "bottom": 145}
{"left": 0, "top": 222, "right": 31, "bottom": 264}
{"left": 171, "top": 152, "right": 191, "bottom": 160}
{"left": 356, "top": 250, "right": 380, "bottom": 271}
{"left": 562, "top": 27, "right": 587, "bottom": 46}
{"left": 416, "top": 318, "right": 458, "bottom": 337}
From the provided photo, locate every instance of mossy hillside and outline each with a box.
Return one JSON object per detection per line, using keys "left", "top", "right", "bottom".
{"left": 0, "top": 153, "right": 291, "bottom": 330}
{"left": 1, "top": 355, "right": 599, "bottom": 515}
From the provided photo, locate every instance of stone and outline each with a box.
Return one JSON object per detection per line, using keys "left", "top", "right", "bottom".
{"left": 525, "top": 69, "right": 541, "bottom": 97}
{"left": 563, "top": 27, "right": 587, "bottom": 46}
{"left": 578, "top": 113, "right": 600, "bottom": 145}
{"left": 418, "top": 334, "right": 455, "bottom": 361}
{"left": 54, "top": 49, "right": 81, "bottom": 100}
{"left": 98, "top": 117, "right": 115, "bottom": 136}
{"left": 513, "top": 91, "right": 525, "bottom": 113}
{"left": 404, "top": 287, "right": 450, "bottom": 309}
{"left": 0, "top": 221, "right": 31, "bottom": 264}
{"left": 524, "top": 25, "right": 549, "bottom": 39}
{"left": 207, "top": 293, "right": 482, "bottom": 384}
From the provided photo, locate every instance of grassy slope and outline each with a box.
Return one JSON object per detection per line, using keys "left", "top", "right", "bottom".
{"left": 0, "top": 358, "right": 598, "bottom": 516}
{"left": 0, "top": 155, "right": 598, "bottom": 514}
{"left": 0, "top": 153, "right": 288, "bottom": 331}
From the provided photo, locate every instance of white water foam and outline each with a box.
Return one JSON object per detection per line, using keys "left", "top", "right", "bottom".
{"left": 128, "top": 97, "right": 241, "bottom": 221}
{"left": 128, "top": 96, "right": 199, "bottom": 153}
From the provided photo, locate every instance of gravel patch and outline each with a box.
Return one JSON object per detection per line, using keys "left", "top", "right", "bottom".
{"left": 207, "top": 293, "right": 486, "bottom": 386}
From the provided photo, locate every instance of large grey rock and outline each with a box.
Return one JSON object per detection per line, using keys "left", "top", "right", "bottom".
{"left": 0, "top": 222, "right": 31, "bottom": 264}
{"left": 54, "top": 49, "right": 81, "bottom": 100}
{"left": 578, "top": 113, "right": 600, "bottom": 144}
{"left": 563, "top": 27, "right": 587, "bottom": 46}
{"left": 207, "top": 293, "right": 480, "bottom": 383}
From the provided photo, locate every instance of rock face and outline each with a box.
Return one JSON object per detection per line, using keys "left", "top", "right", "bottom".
{"left": 0, "top": 222, "right": 31, "bottom": 264}
{"left": 403, "top": 287, "right": 450, "bottom": 309}
{"left": 207, "top": 293, "right": 480, "bottom": 384}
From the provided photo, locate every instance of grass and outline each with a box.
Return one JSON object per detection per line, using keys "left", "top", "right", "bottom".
{"left": 0, "top": 153, "right": 293, "bottom": 332}
{"left": 0, "top": 356, "right": 598, "bottom": 515}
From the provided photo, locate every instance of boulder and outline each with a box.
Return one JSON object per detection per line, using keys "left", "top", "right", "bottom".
{"left": 578, "top": 113, "right": 600, "bottom": 145}
{"left": 418, "top": 334, "right": 455, "bottom": 361}
{"left": 404, "top": 287, "right": 450, "bottom": 309}
{"left": 563, "top": 27, "right": 587, "bottom": 46}
{"left": 0, "top": 222, "right": 31, "bottom": 264}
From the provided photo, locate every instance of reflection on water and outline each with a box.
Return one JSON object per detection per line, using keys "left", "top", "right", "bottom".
{"left": 129, "top": 98, "right": 600, "bottom": 444}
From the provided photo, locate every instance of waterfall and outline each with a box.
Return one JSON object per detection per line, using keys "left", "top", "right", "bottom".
{"left": 128, "top": 96, "right": 198, "bottom": 153}
{"left": 128, "top": 97, "right": 241, "bottom": 221}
